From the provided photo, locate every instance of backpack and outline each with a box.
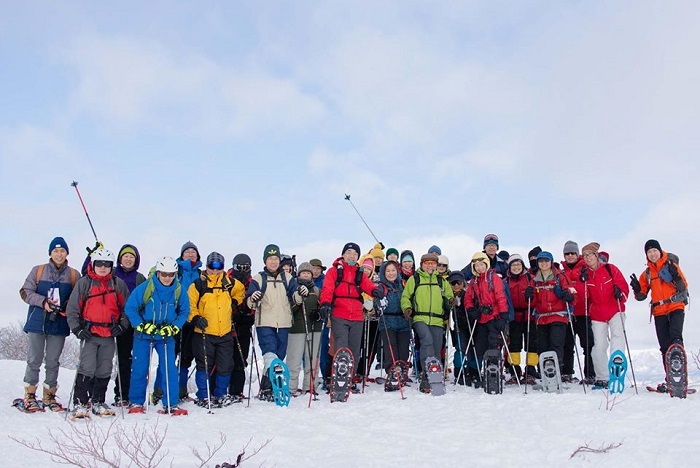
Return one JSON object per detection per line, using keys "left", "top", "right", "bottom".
{"left": 332, "top": 265, "right": 364, "bottom": 304}
{"left": 35, "top": 263, "right": 79, "bottom": 288}
{"left": 409, "top": 272, "right": 450, "bottom": 316}
{"left": 138, "top": 269, "right": 182, "bottom": 312}
{"left": 193, "top": 272, "right": 234, "bottom": 308}
{"left": 643, "top": 253, "right": 688, "bottom": 305}
{"left": 258, "top": 270, "right": 290, "bottom": 297}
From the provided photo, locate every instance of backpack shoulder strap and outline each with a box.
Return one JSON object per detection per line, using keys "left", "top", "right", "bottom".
{"left": 36, "top": 264, "right": 45, "bottom": 283}
{"left": 260, "top": 271, "right": 268, "bottom": 296}
{"left": 70, "top": 268, "right": 78, "bottom": 287}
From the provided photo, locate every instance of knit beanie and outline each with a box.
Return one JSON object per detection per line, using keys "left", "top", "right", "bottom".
{"left": 360, "top": 255, "right": 375, "bottom": 270}
{"left": 263, "top": 244, "right": 281, "bottom": 262}
{"left": 206, "top": 251, "right": 225, "bottom": 269}
{"left": 180, "top": 241, "right": 200, "bottom": 261}
{"left": 400, "top": 252, "right": 414, "bottom": 263}
{"left": 232, "top": 253, "right": 252, "bottom": 267}
{"left": 428, "top": 245, "right": 442, "bottom": 255}
{"left": 581, "top": 242, "right": 600, "bottom": 255}
{"left": 438, "top": 255, "right": 449, "bottom": 266}
{"left": 497, "top": 250, "right": 510, "bottom": 262}
{"left": 48, "top": 237, "right": 69, "bottom": 255}
{"left": 483, "top": 234, "right": 499, "bottom": 248}
{"left": 644, "top": 239, "right": 662, "bottom": 253}
{"left": 369, "top": 243, "right": 385, "bottom": 260}
{"left": 386, "top": 247, "right": 399, "bottom": 259}
{"left": 342, "top": 242, "right": 361, "bottom": 256}
{"left": 119, "top": 245, "right": 137, "bottom": 261}
{"left": 297, "top": 262, "right": 313, "bottom": 275}
{"left": 528, "top": 246, "right": 542, "bottom": 259}
{"left": 507, "top": 253, "right": 525, "bottom": 265}
{"left": 563, "top": 241, "right": 579, "bottom": 255}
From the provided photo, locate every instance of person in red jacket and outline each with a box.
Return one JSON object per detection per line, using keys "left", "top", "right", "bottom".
{"left": 560, "top": 241, "right": 595, "bottom": 384}
{"left": 580, "top": 242, "right": 629, "bottom": 389}
{"left": 319, "top": 242, "right": 385, "bottom": 383}
{"left": 504, "top": 254, "right": 538, "bottom": 384}
{"left": 530, "top": 251, "right": 574, "bottom": 377}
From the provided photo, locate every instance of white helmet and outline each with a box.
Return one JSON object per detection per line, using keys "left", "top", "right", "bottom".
{"left": 438, "top": 255, "right": 449, "bottom": 266}
{"left": 155, "top": 256, "right": 178, "bottom": 274}
{"left": 91, "top": 249, "right": 115, "bottom": 266}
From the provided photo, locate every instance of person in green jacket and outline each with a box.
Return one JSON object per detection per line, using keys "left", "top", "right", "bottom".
{"left": 401, "top": 252, "right": 454, "bottom": 393}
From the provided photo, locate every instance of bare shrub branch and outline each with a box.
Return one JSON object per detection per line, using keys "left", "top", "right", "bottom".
{"left": 214, "top": 437, "right": 274, "bottom": 468}
{"left": 191, "top": 432, "right": 227, "bottom": 467}
{"left": 570, "top": 441, "right": 623, "bottom": 459}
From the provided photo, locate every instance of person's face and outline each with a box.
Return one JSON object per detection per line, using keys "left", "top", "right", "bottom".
{"left": 583, "top": 251, "right": 599, "bottom": 268}
{"left": 451, "top": 281, "right": 464, "bottom": 294}
{"left": 510, "top": 261, "right": 523, "bottom": 275}
{"left": 402, "top": 260, "right": 414, "bottom": 270}
{"left": 93, "top": 262, "right": 112, "bottom": 277}
{"left": 422, "top": 260, "right": 437, "bottom": 274}
{"left": 298, "top": 270, "right": 313, "bottom": 281}
{"left": 647, "top": 248, "right": 661, "bottom": 263}
{"left": 312, "top": 265, "right": 323, "bottom": 278}
{"left": 537, "top": 258, "right": 552, "bottom": 272}
{"left": 484, "top": 243, "right": 498, "bottom": 256}
{"left": 385, "top": 264, "right": 398, "bottom": 281}
{"left": 266, "top": 256, "right": 280, "bottom": 272}
{"left": 474, "top": 260, "right": 488, "bottom": 275}
{"left": 343, "top": 249, "right": 359, "bottom": 265}
{"left": 437, "top": 263, "right": 448, "bottom": 274}
{"left": 564, "top": 252, "right": 579, "bottom": 263}
{"left": 282, "top": 264, "right": 292, "bottom": 273}
{"left": 120, "top": 253, "right": 136, "bottom": 269}
{"left": 387, "top": 254, "right": 398, "bottom": 262}
{"left": 362, "top": 264, "right": 373, "bottom": 277}
{"left": 157, "top": 270, "right": 176, "bottom": 286}
{"left": 373, "top": 257, "right": 383, "bottom": 267}
{"left": 182, "top": 248, "right": 198, "bottom": 262}
{"left": 50, "top": 248, "right": 67, "bottom": 266}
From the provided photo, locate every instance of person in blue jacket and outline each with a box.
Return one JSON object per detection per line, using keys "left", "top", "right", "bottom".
{"left": 125, "top": 257, "right": 190, "bottom": 415}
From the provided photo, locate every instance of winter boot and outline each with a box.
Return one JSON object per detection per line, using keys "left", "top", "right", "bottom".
{"left": 505, "top": 365, "right": 522, "bottom": 385}
{"left": 73, "top": 374, "right": 93, "bottom": 407}
{"left": 258, "top": 374, "right": 273, "bottom": 401}
{"left": 419, "top": 371, "right": 431, "bottom": 394}
{"left": 23, "top": 385, "right": 43, "bottom": 413}
{"left": 179, "top": 386, "right": 190, "bottom": 401}
{"left": 70, "top": 404, "right": 90, "bottom": 420}
{"left": 151, "top": 386, "right": 164, "bottom": 405}
{"left": 42, "top": 384, "right": 63, "bottom": 412}
{"left": 91, "top": 401, "right": 115, "bottom": 417}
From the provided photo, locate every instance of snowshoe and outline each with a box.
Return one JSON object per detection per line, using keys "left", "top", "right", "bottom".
{"left": 269, "top": 358, "right": 291, "bottom": 407}
{"left": 12, "top": 398, "right": 41, "bottom": 413}
{"left": 330, "top": 348, "right": 355, "bottom": 403}
{"left": 665, "top": 343, "right": 688, "bottom": 398}
{"left": 21, "top": 391, "right": 44, "bottom": 413}
{"left": 69, "top": 404, "right": 91, "bottom": 420}
{"left": 384, "top": 363, "right": 401, "bottom": 392}
{"left": 608, "top": 350, "right": 628, "bottom": 394}
{"left": 112, "top": 397, "right": 130, "bottom": 408}
{"left": 592, "top": 380, "right": 608, "bottom": 390}
{"left": 91, "top": 402, "right": 116, "bottom": 417}
{"left": 419, "top": 371, "right": 431, "bottom": 394}
{"left": 158, "top": 405, "right": 188, "bottom": 416}
{"left": 538, "top": 351, "right": 562, "bottom": 394}
{"left": 483, "top": 349, "right": 503, "bottom": 395}
{"left": 504, "top": 375, "right": 520, "bottom": 386}
{"left": 425, "top": 357, "right": 445, "bottom": 396}
{"left": 216, "top": 394, "right": 240, "bottom": 407}
{"left": 128, "top": 404, "right": 146, "bottom": 414}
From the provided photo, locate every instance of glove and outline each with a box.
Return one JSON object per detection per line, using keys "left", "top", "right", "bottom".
{"left": 86, "top": 240, "right": 104, "bottom": 254}
{"left": 561, "top": 289, "right": 574, "bottom": 303}
{"left": 110, "top": 323, "right": 126, "bottom": 337}
{"left": 467, "top": 307, "right": 481, "bottom": 321}
{"left": 310, "top": 309, "right": 321, "bottom": 322}
{"left": 494, "top": 318, "right": 507, "bottom": 333}
{"left": 403, "top": 308, "right": 413, "bottom": 320}
{"left": 479, "top": 305, "right": 493, "bottom": 316}
{"left": 371, "top": 285, "right": 385, "bottom": 299}
{"left": 580, "top": 268, "right": 589, "bottom": 282}
{"left": 297, "top": 285, "right": 309, "bottom": 297}
{"left": 668, "top": 262, "right": 680, "bottom": 281}
{"left": 629, "top": 274, "right": 641, "bottom": 294}
{"left": 159, "top": 325, "right": 180, "bottom": 337}
{"left": 191, "top": 315, "right": 208, "bottom": 330}
{"left": 136, "top": 322, "right": 158, "bottom": 335}
{"left": 319, "top": 303, "right": 332, "bottom": 321}
{"left": 613, "top": 285, "right": 623, "bottom": 300}
{"left": 249, "top": 290, "right": 262, "bottom": 303}
{"left": 524, "top": 286, "right": 534, "bottom": 300}
{"left": 73, "top": 327, "right": 93, "bottom": 341}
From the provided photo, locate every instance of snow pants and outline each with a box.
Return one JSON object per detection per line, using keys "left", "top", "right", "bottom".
{"left": 256, "top": 326, "right": 290, "bottom": 373}
{"left": 380, "top": 327, "right": 411, "bottom": 373}
{"left": 24, "top": 332, "right": 65, "bottom": 388}
{"left": 286, "top": 331, "right": 321, "bottom": 391}
{"left": 537, "top": 322, "right": 567, "bottom": 372}
{"left": 129, "top": 335, "right": 178, "bottom": 407}
{"left": 655, "top": 309, "right": 685, "bottom": 369}
{"left": 192, "top": 332, "right": 234, "bottom": 399}
{"left": 331, "top": 316, "right": 364, "bottom": 373}
{"left": 591, "top": 313, "right": 626, "bottom": 382}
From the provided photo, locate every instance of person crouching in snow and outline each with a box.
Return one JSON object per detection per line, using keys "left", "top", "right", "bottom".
{"left": 124, "top": 257, "right": 190, "bottom": 415}
{"left": 401, "top": 252, "right": 454, "bottom": 393}
{"left": 65, "top": 249, "right": 130, "bottom": 418}
{"left": 188, "top": 252, "right": 245, "bottom": 407}
{"left": 464, "top": 252, "right": 508, "bottom": 387}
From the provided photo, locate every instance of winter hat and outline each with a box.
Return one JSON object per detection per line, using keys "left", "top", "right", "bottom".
{"left": 360, "top": 255, "right": 375, "bottom": 270}
{"left": 206, "top": 252, "right": 225, "bottom": 269}
{"left": 297, "top": 262, "right": 313, "bottom": 275}
{"left": 470, "top": 252, "right": 489, "bottom": 276}
{"left": 180, "top": 241, "right": 200, "bottom": 261}
{"left": 118, "top": 246, "right": 137, "bottom": 261}
{"left": 232, "top": 253, "right": 252, "bottom": 267}
{"left": 438, "top": 255, "right": 449, "bottom": 266}
{"left": 386, "top": 248, "right": 399, "bottom": 259}
{"left": 48, "top": 237, "right": 69, "bottom": 255}
{"left": 263, "top": 244, "right": 281, "bottom": 262}
{"left": 527, "top": 246, "right": 542, "bottom": 259}
{"left": 483, "top": 234, "right": 499, "bottom": 248}
{"left": 497, "top": 250, "right": 510, "bottom": 262}
{"left": 644, "top": 239, "right": 662, "bottom": 254}
{"left": 370, "top": 243, "right": 385, "bottom": 260}
{"left": 598, "top": 251, "right": 610, "bottom": 264}
{"left": 309, "top": 258, "right": 326, "bottom": 271}
{"left": 507, "top": 253, "right": 525, "bottom": 266}
{"left": 341, "top": 242, "right": 361, "bottom": 256}
{"left": 581, "top": 242, "right": 600, "bottom": 255}
{"left": 420, "top": 252, "right": 439, "bottom": 264}
{"left": 428, "top": 245, "right": 442, "bottom": 255}
{"left": 536, "top": 251, "right": 554, "bottom": 263}
{"left": 448, "top": 271, "right": 465, "bottom": 284}
{"left": 563, "top": 240, "right": 579, "bottom": 255}
{"left": 400, "top": 252, "right": 414, "bottom": 263}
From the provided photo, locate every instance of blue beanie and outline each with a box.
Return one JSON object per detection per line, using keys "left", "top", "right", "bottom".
{"left": 536, "top": 251, "right": 554, "bottom": 262}
{"left": 428, "top": 245, "right": 442, "bottom": 255}
{"left": 49, "top": 237, "right": 69, "bottom": 255}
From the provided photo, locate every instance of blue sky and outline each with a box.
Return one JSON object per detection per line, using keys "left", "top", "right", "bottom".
{"left": 1, "top": 1, "right": 698, "bottom": 348}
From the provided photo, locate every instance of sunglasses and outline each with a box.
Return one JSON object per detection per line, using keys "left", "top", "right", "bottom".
{"left": 208, "top": 261, "right": 224, "bottom": 270}
{"left": 450, "top": 281, "right": 463, "bottom": 286}
{"left": 438, "top": 263, "right": 448, "bottom": 268}
{"left": 564, "top": 252, "right": 578, "bottom": 256}
{"left": 158, "top": 271, "right": 176, "bottom": 278}
{"left": 233, "top": 264, "right": 251, "bottom": 272}
{"left": 93, "top": 260, "right": 113, "bottom": 269}
{"left": 423, "top": 261, "right": 437, "bottom": 267}
{"left": 472, "top": 259, "right": 485, "bottom": 264}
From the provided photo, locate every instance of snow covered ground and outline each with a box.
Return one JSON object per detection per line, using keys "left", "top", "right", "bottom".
{"left": 1, "top": 348, "right": 698, "bottom": 467}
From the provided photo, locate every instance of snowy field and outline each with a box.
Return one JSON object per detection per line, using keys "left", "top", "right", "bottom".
{"left": 1, "top": 348, "right": 699, "bottom": 468}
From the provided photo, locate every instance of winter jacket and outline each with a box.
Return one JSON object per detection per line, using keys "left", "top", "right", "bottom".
{"left": 114, "top": 244, "right": 147, "bottom": 292}
{"left": 583, "top": 261, "right": 628, "bottom": 322}
{"left": 401, "top": 268, "right": 454, "bottom": 327}
{"left": 188, "top": 271, "right": 245, "bottom": 337}
{"left": 20, "top": 260, "right": 81, "bottom": 336}
{"left": 505, "top": 272, "right": 532, "bottom": 322}
{"left": 66, "top": 264, "right": 130, "bottom": 337}
{"left": 637, "top": 251, "right": 688, "bottom": 317}
{"left": 228, "top": 270, "right": 255, "bottom": 338}
{"left": 177, "top": 257, "right": 202, "bottom": 291}
{"left": 246, "top": 269, "right": 296, "bottom": 328}
{"left": 561, "top": 258, "right": 587, "bottom": 317}
{"left": 375, "top": 262, "right": 410, "bottom": 333}
{"left": 124, "top": 276, "right": 190, "bottom": 340}
{"left": 531, "top": 269, "right": 571, "bottom": 326}
{"left": 290, "top": 285, "right": 322, "bottom": 334}
{"left": 320, "top": 257, "right": 379, "bottom": 322}
{"left": 464, "top": 270, "right": 508, "bottom": 324}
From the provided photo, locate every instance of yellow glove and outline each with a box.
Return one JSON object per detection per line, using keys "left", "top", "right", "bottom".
{"left": 136, "top": 322, "right": 158, "bottom": 335}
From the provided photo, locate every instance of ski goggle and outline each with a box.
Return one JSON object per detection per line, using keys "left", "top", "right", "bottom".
{"left": 158, "top": 271, "right": 176, "bottom": 278}
{"left": 233, "top": 264, "right": 251, "bottom": 272}
{"left": 93, "top": 260, "right": 113, "bottom": 269}
{"left": 208, "top": 261, "right": 224, "bottom": 270}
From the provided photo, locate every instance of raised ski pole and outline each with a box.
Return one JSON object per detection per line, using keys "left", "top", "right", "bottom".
{"left": 70, "top": 181, "right": 100, "bottom": 244}
{"left": 344, "top": 194, "right": 381, "bottom": 245}
{"left": 617, "top": 299, "right": 639, "bottom": 394}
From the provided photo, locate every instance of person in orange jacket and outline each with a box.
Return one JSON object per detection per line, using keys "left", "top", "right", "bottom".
{"left": 630, "top": 239, "right": 689, "bottom": 392}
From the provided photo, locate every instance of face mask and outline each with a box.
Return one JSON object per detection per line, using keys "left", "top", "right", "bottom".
{"left": 346, "top": 260, "right": 357, "bottom": 266}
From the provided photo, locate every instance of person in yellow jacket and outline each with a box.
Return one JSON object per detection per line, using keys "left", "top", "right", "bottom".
{"left": 187, "top": 252, "right": 245, "bottom": 406}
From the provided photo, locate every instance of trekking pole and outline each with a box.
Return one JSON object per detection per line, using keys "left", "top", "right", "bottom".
{"left": 300, "top": 302, "right": 315, "bottom": 395}
{"left": 361, "top": 316, "right": 370, "bottom": 392}
{"left": 452, "top": 307, "right": 465, "bottom": 388}
{"left": 617, "top": 299, "right": 639, "bottom": 394}
{"left": 363, "top": 317, "right": 382, "bottom": 393}
{"left": 202, "top": 333, "right": 213, "bottom": 413}
{"left": 113, "top": 335, "right": 125, "bottom": 419}
{"left": 308, "top": 322, "right": 324, "bottom": 408}
{"left": 343, "top": 194, "right": 381, "bottom": 245}
{"left": 524, "top": 298, "right": 531, "bottom": 395}
{"left": 64, "top": 339, "right": 85, "bottom": 421}
{"left": 409, "top": 332, "right": 419, "bottom": 381}
{"left": 233, "top": 334, "right": 248, "bottom": 399}
{"left": 70, "top": 181, "right": 99, "bottom": 244}
{"left": 247, "top": 330, "right": 257, "bottom": 408}
{"left": 379, "top": 310, "right": 407, "bottom": 400}
{"left": 463, "top": 314, "right": 483, "bottom": 383}
{"left": 164, "top": 336, "right": 172, "bottom": 415}
{"left": 500, "top": 331, "right": 522, "bottom": 391}
{"left": 145, "top": 338, "right": 154, "bottom": 414}
{"left": 567, "top": 316, "right": 587, "bottom": 394}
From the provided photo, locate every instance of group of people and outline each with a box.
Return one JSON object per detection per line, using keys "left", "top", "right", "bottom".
{"left": 18, "top": 233, "right": 689, "bottom": 416}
